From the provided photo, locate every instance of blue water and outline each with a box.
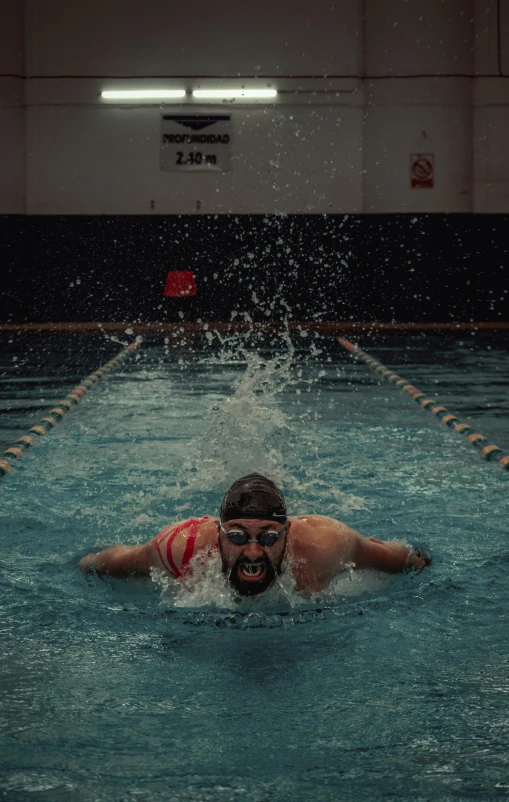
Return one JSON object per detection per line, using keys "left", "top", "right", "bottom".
{"left": 1, "top": 332, "right": 509, "bottom": 801}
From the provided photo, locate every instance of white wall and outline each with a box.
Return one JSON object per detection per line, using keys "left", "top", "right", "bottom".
{"left": 25, "top": 0, "right": 361, "bottom": 77}
{"left": 26, "top": 96, "right": 364, "bottom": 214}
{"left": 24, "top": 0, "right": 365, "bottom": 214}
{"left": 363, "top": 0, "right": 474, "bottom": 212}
{"left": 472, "top": 0, "right": 509, "bottom": 212}
{"left": 473, "top": 84, "right": 509, "bottom": 212}
{"left": 0, "top": 1, "right": 25, "bottom": 212}
{"left": 364, "top": 80, "right": 472, "bottom": 213}
{"left": 502, "top": 0, "right": 509, "bottom": 75}
{"left": 2, "top": 0, "right": 509, "bottom": 214}
{"left": 364, "top": 0, "right": 473, "bottom": 77}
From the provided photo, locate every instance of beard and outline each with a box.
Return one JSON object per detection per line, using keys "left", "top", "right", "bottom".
{"left": 220, "top": 548, "right": 284, "bottom": 598}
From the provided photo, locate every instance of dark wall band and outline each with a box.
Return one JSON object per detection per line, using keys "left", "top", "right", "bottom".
{"left": 1, "top": 214, "right": 508, "bottom": 324}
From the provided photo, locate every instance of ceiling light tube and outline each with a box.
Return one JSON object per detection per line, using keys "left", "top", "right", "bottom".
{"left": 192, "top": 89, "right": 277, "bottom": 100}
{"left": 101, "top": 89, "right": 186, "bottom": 100}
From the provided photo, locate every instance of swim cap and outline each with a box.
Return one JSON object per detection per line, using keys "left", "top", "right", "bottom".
{"left": 220, "top": 473, "right": 287, "bottom": 524}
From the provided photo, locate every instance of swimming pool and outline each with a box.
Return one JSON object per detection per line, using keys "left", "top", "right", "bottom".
{"left": 1, "top": 331, "right": 508, "bottom": 801}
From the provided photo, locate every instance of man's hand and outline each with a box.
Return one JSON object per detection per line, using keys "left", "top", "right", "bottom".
{"left": 78, "top": 554, "right": 98, "bottom": 574}
{"left": 404, "top": 548, "right": 432, "bottom": 571}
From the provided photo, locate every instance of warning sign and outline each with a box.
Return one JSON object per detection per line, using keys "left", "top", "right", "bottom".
{"left": 410, "top": 153, "right": 434, "bottom": 189}
{"left": 161, "top": 114, "right": 231, "bottom": 172}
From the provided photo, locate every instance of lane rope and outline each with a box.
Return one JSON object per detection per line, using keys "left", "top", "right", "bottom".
{"left": 337, "top": 337, "right": 509, "bottom": 472}
{"left": 0, "top": 340, "right": 141, "bottom": 479}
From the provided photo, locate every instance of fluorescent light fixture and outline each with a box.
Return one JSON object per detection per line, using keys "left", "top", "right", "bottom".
{"left": 192, "top": 88, "right": 277, "bottom": 100}
{"left": 101, "top": 89, "right": 186, "bottom": 100}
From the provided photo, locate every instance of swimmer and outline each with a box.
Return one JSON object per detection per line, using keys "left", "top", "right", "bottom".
{"left": 78, "top": 473, "right": 431, "bottom": 595}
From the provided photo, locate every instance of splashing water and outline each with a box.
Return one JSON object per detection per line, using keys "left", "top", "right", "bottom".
{"left": 151, "top": 545, "right": 395, "bottom": 617}
{"left": 161, "top": 327, "right": 368, "bottom": 527}
{"left": 172, "top": 330, "right": 297, "bottom": 494}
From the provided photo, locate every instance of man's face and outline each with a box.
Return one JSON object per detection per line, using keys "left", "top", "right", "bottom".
{"left": 218, "top": 518, "right": 288, "bottom": 597}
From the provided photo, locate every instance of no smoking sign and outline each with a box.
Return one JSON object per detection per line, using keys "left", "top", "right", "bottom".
{"left": 410, "top": 153, "right": 434, "bottom": 189}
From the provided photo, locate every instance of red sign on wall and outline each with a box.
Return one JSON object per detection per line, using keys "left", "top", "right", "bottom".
{"left": 163, "top": 271, "right": 197, "bottom": 297}
{"left": 410, "top": 153, "right": 434, "bottom": 189}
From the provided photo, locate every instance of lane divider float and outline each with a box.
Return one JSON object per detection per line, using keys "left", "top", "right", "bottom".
{"left": 337, "top": 337, "right": 509, "bottom": 471}
{"left": 0, "top": 341, "right": 140, "bottom": 479}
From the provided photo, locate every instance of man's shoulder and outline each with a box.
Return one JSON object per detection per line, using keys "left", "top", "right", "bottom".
{"left": 289, "top": 515, "right": 359, "bottom": 557}
{"left": 290, "top": 514, "right": 346, "bottom": 531}
{"left": 287, "top": 515, "right": 360, "bottom": 588}
{"left": 153, "top": 516, "right": 218, "bottom": 540}
{"left": 151, "top": 516, "right": 218, "bottom": 574}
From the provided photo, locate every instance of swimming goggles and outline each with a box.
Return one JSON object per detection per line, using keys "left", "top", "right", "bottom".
{"left": 220, "top": 523, "right": 287, "bottom": 547}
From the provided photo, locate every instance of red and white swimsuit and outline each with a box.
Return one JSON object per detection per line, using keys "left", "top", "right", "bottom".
{"left": 153, "top": 516, "right": 212, "bottom": 578}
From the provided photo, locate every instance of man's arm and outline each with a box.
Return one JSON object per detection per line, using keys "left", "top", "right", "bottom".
{"left": 78, "top": 541, "right": 157, "bottom": 577}
{"left": 353, "top": 536, "right": 431, "bottom": 573}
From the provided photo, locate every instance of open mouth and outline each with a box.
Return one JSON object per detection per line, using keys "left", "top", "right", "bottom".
{"left": 238, "top": 560, "right": 267, "bottom": 583}
{"left": 225, "top": 552, "right": 278, "bottom": 597}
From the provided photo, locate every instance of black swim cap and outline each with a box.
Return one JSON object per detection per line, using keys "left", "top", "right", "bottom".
{"left": 220, "top": 473, "right": 287, "bottom": 524}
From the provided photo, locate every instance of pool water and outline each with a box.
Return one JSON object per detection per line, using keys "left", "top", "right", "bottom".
{"left": 1, "top": 331, "right": 508, "bottom": 801}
